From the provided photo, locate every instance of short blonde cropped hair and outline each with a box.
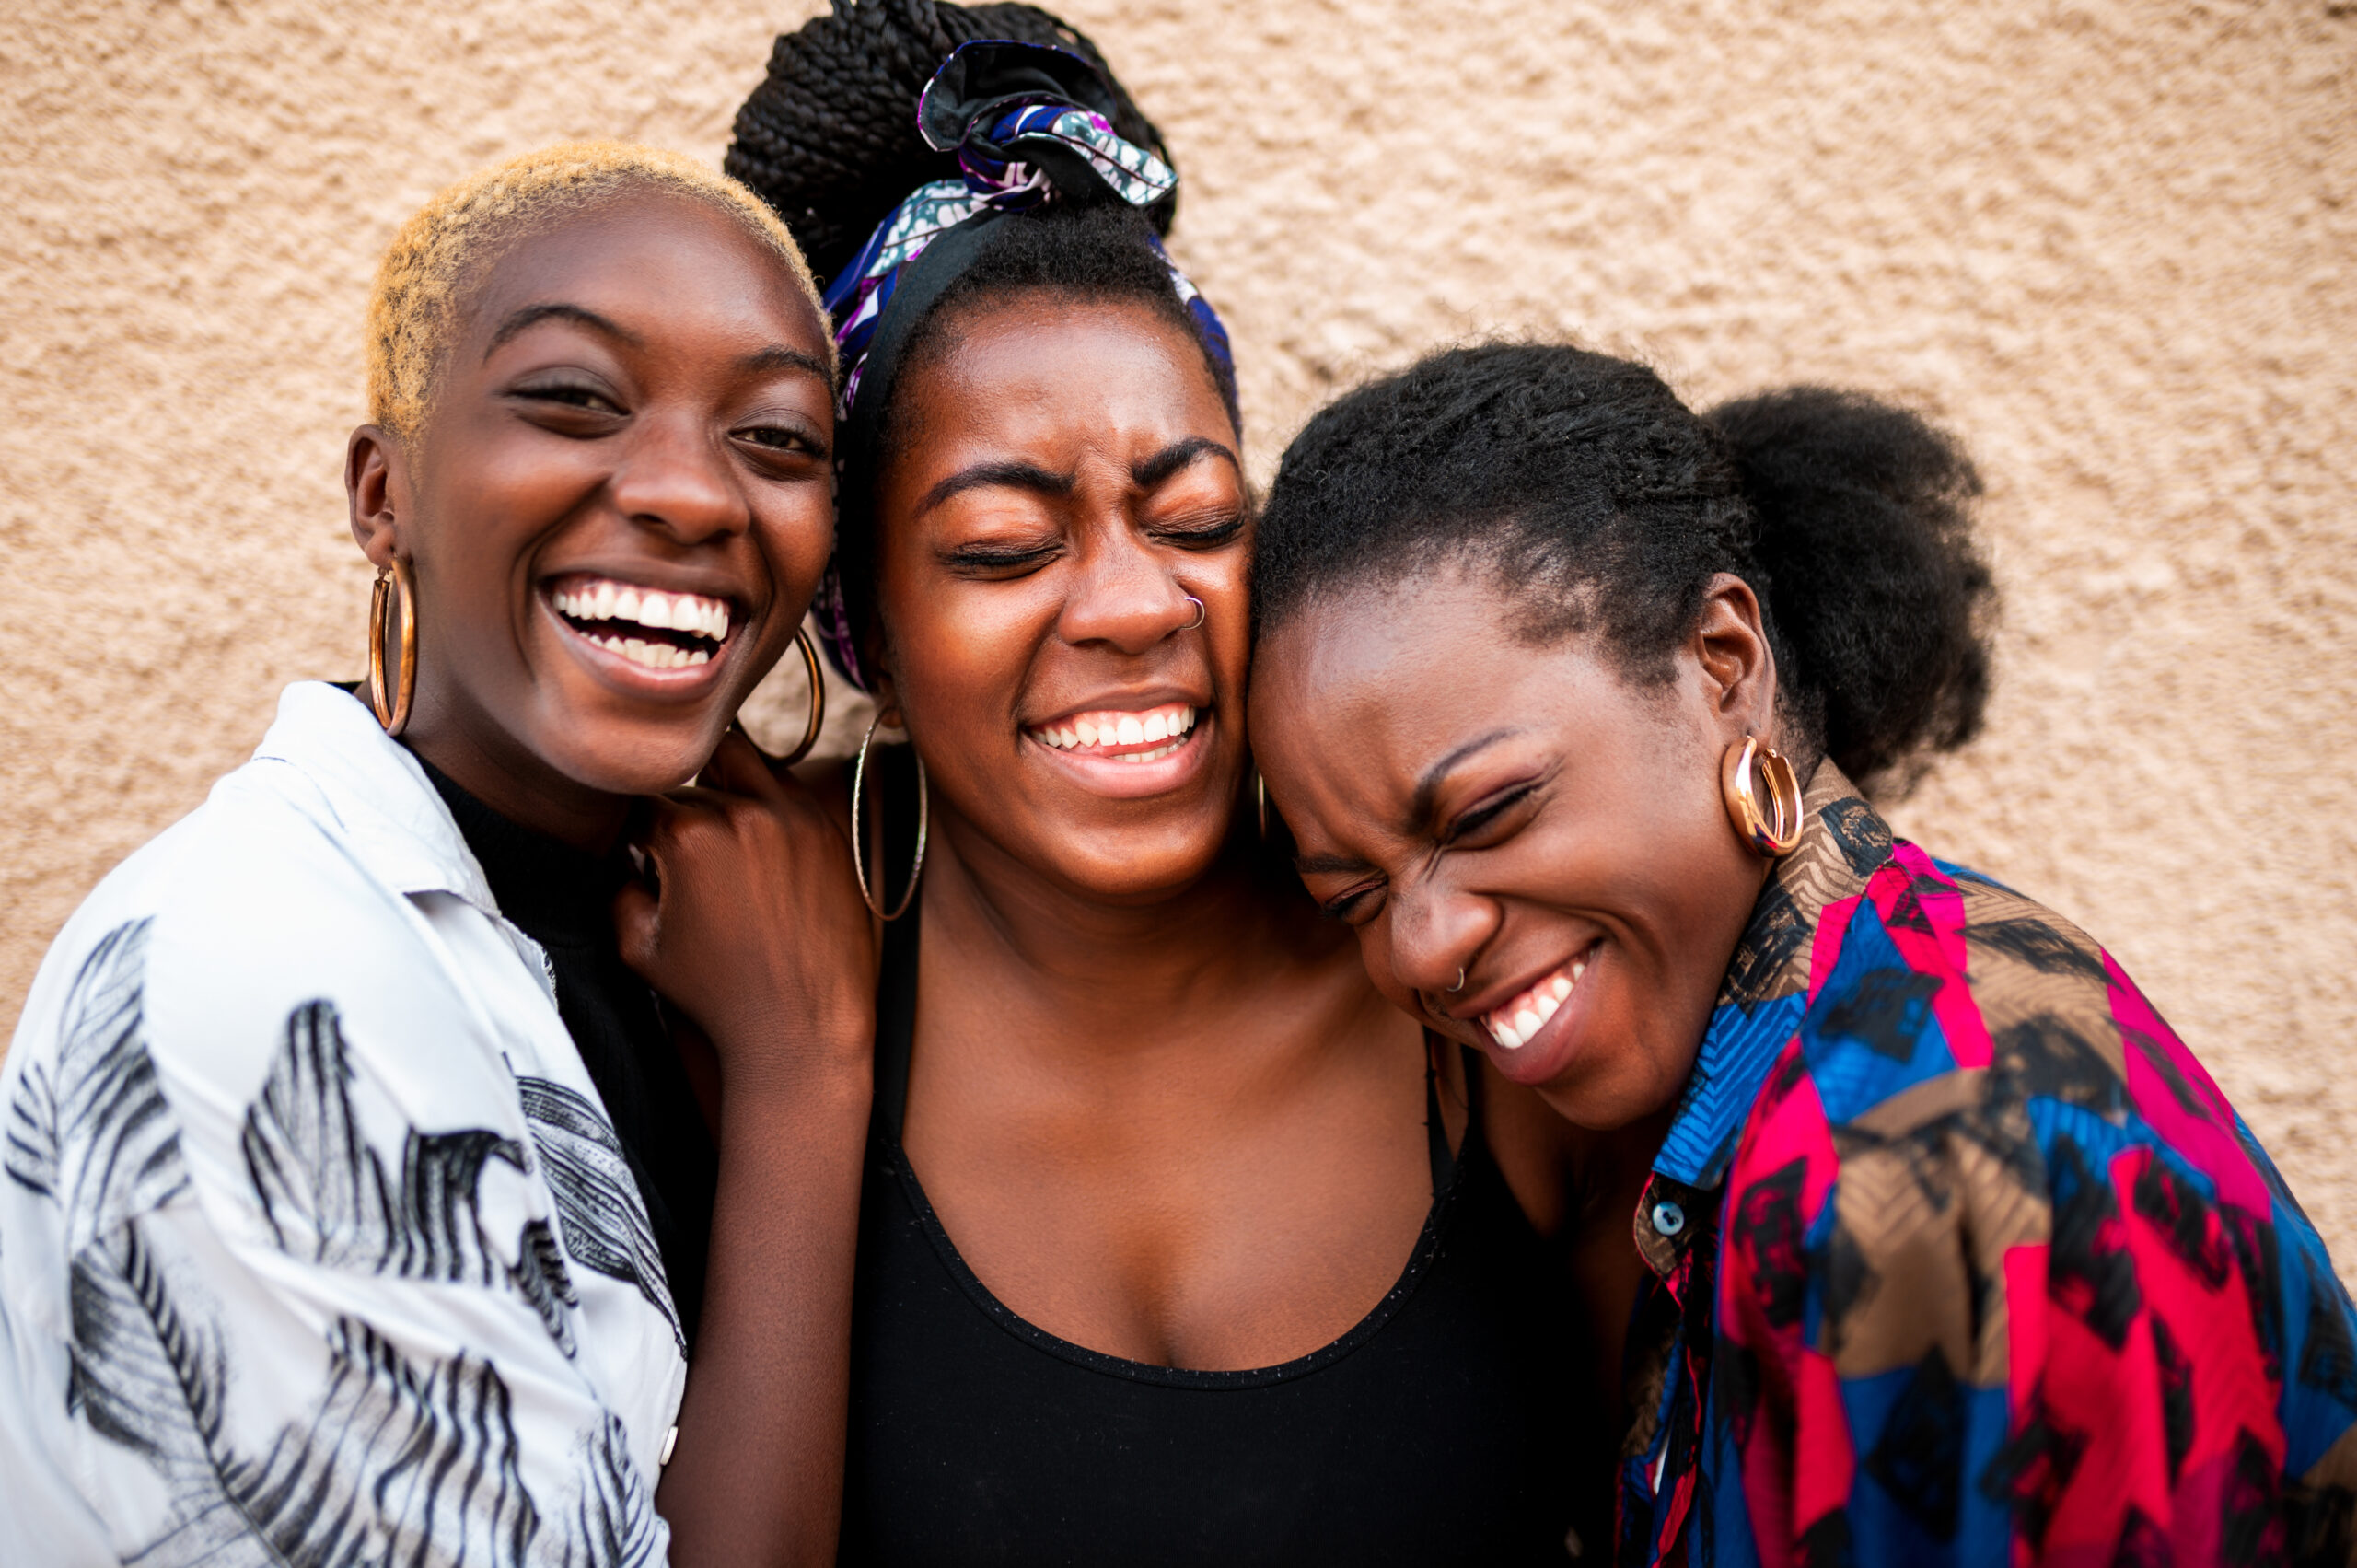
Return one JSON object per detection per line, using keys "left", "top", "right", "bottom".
{"left": 366, "top": 141, "right": 831, "bottom": 441}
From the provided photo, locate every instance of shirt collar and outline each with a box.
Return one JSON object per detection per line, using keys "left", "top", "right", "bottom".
{"left": 247, "top": 681, "right": 499, "bottom": 914}
{"left": 1647, "top": 758, "right": 1895, "bottom": 1195}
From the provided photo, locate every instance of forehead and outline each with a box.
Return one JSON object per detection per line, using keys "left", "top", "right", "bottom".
{"left": 458, "top": 190, "right": 822, "bottom": 351}
{"left": 1253, "top": 569, "right": 1598, "bottom": 810}
{"left": 898, "top": 295, "right": 1231, "bottom": 457}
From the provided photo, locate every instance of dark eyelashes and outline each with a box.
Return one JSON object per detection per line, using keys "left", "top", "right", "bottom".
{"left": 1446, "top": 784, "right": 1537, "bottom": 843}
{"left": 1154, "top": 513, "right": 1247, "bottom": 547}
{"left": 1319, "top": 889, "right": 1376, "bottom": 923}
{"left": 943, "top": 542, "right": 1061, "bottom": 571}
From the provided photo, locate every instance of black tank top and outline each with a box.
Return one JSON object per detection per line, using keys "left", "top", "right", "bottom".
{"left": 839, "top": 897, "right": 1584, "bottom": 1565}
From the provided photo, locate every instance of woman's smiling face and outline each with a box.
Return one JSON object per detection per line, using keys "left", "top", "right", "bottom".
{"left": 348, "top": 189, "right": 837, "bottom": 824}
{"left": 1248, "top": 566, "right": 1779, "bottom": 1128}
{"left": 866, "top": 293, "right": 1250, "bottom": 900}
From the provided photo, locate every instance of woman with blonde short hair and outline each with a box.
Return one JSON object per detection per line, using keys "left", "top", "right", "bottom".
{"left": 0, "top": 144, "right": 865, "bottom": 1565}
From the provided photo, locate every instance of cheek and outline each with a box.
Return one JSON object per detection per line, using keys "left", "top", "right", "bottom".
{"left": 1356, "top": 923, "right": 1421, "bottom": 1016}
{"left": 753, "top": 488, "right": 838, "bottom": 608}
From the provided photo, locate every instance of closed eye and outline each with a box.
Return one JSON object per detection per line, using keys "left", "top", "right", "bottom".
{"left": 1446, "top": 784, "right": 1538, "bottom": 846}
{"left": 941, "top": 540, "right": 1063, "bottom": 575}
{"left": 1150, "top": 511, "right": 1247, "bottom": 549}
{"left": 1318, "top": 881, "right": 1387, "bottom": 925}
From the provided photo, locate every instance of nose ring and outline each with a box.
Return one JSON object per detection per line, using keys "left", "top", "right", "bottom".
{"left": 1446, "top": 967, "right": 1467, "bottom": 993}
{"left": 1181, "top": 595, "right": 1206, "bottom": 632}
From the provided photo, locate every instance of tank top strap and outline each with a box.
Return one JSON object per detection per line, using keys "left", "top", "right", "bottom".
{"left": 1422, "top": 1038, "right": 1489, "bottom": 1195}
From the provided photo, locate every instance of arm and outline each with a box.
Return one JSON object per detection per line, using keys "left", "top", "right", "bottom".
{"left": 617, "top": 731, "right": 877, "bottom": 1568}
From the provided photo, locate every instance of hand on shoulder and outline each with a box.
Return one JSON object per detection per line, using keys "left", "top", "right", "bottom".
{"left": 617, "top": 728, "right": 876, "bottom": 1098}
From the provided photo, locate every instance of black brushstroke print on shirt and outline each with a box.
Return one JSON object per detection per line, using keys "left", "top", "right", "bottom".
{"left": 3, "top": 917, "right": 663, "bottom": 1566}
{"left": 515, "top": 1074, "right": 685, "bottom": 1349}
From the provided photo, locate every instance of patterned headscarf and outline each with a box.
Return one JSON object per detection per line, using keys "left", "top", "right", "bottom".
{"left": 811, "top": 40, "right": 1237, "bottom": 691}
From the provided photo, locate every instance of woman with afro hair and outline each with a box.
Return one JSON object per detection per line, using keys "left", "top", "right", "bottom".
{"left": 1245, "top": 341, "right": 2357, "bottom": 1566}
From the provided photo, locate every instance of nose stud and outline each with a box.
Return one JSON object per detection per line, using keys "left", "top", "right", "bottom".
{"left": 1181, "top": 595, "right": 1205, "bottom": 632}
{"left": 1446, "top": 967, "right": 1467, "bottom": 993}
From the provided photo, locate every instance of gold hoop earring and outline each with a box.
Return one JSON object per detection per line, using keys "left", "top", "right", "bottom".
{"left": 852, "top": 714, "right": 928, "bottom": 922}
{"left": 367, "top": 558, "right": 417, "bottom": 737}
{"left": 1721, "top": 735, "right": 1804, "bottom": 857}
{"left": 740, "top": 627, "right": 828, "bottom": 770}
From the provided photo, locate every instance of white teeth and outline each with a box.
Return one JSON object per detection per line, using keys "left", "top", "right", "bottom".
{"left": 688, "top": 648, "right": 710, "bottom": 666}
{"left": 1026, "top": 704, "right": 1200, "bottom": 756}
{"left": 556, "top": 577, "right": 734, "bottom": 654}
{"left": 1481, "top": 952, "right": 1593, "bottom": 1054}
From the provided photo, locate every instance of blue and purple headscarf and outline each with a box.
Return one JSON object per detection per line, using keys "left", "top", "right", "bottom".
{"left": 811, "top": 40, "right": 1237, "bottom": 691}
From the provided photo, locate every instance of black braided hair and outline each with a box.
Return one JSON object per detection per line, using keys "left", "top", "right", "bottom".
{"left": 726, "top": 0, "right": 1174, "bottom": 290}
{"left": 1253, "top": 344, "right": 1996, "bottom": 794}
{"left": 726, "top": 0, "right": 1235, "bottom": 668}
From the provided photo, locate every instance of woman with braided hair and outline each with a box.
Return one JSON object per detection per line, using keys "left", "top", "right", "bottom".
{"left": 630, "top": 5, "right": 1594, "bottom": 1562}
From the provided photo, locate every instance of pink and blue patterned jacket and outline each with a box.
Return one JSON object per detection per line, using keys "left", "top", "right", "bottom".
{"left": 1618, "top": 764, "right": 2357, "bottom": 1566}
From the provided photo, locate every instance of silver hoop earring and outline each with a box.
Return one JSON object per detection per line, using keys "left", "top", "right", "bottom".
{"left": 1182, "top": 595, "right": 1205, "bottom": 632}
{"left": 852, "top": 714, "right": 928, "bottom": 922}
{"left": 1446, "top": 967, "right": 1467, "bottom": 993}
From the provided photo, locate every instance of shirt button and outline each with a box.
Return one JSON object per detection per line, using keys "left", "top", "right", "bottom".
{"left": 1651, "top": 1200, "right": 1687, "bottom": 1237}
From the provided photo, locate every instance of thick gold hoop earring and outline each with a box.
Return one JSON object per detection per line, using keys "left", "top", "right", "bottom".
{"left": 852, "top": 714, "right": 928, "bottom": 922}
{"left": 1721, "top": 735, "right": 1804, "bottom": 857}
{"left": 740, "top": 627, "right": 828, "bottom": 770}
{"left": 367, "top": 558, "right": 417, "bottom": 737}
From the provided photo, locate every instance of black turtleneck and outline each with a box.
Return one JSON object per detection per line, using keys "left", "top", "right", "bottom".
{"left": 418, "top": 757, "right": 716, "bottom": 1351}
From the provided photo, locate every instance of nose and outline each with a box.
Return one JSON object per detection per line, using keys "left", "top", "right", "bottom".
{"left": 1057, "top": 524, "right": 1200, "bottom": 656}
{"left": 609, "top": 411, "right": 748, "bottom": 546}
{"left": 1388, "top": 870, "right": 1500, "bottom": 1010}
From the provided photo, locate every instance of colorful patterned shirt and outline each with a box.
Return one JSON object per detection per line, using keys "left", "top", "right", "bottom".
{"left": 1617, "top": 764, "right": 2357, "bottom": 1566}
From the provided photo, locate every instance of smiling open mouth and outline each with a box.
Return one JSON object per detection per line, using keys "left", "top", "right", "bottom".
{"left": 1024, "top": 703, "right": 1201, "bottom": 764}
{"left": 550, "top": 576, "right": 732, "bottom": 671}
{"left": 1481, "top": 945, "right": 1596, "bottom": 1051}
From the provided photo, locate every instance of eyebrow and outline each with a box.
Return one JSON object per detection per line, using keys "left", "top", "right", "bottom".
{"left": 1408, "top": 728, "right": 1521, "bottom": 829}
{"left": 914, "top": 436, "right": 1243, "bottom": 519}
{"left": 915, "top": 460, "right": 1076, "bottom": 517}
{"left": 1132, "top": 436, "right": 1240, "bottom": 491}
{"left": 735, "top": 343, "right": 835, "bottom": 385}
{"left": 1293, "top": 851, "right": 1375, "bottom": 877}
{"left": 484, "top": 302, "right": 644, "bottom": 357}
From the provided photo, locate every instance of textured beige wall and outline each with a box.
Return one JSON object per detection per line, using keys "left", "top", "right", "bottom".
{"left": 4, "top": 0, "right": 2353, "bottom": 1247}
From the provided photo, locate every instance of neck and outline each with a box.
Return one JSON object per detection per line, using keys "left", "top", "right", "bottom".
{"left": 919, "top": 798, "right": 1345, "bottom": 1030}
{"left": 400, "top": 697, "right": 631, "bottom": 855}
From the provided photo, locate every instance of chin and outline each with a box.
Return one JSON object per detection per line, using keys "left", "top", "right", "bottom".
{"left": 1046, "top": 819, "right": 1232, "bottom": 903}
{"left": 547, "top": 720, "right": 723, "bottom": 798}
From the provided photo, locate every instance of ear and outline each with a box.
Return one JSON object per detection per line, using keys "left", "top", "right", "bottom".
{"left": 856, "top": 622, "right": 903, "bottom": 731}
{"left": 346, "top": 424, "right": 411, "bottom": 566}
{"left": 1690, "top": 574, "right": 1779, "bottom": 738}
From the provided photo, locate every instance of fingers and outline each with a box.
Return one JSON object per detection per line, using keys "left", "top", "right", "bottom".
{"left": 706, "top": 726, "right": 787, "bottom": 801}
{"left": 614, "top": 877, "right": 661, "bottom": 978}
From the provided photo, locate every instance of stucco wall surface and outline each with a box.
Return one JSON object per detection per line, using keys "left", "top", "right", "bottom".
{"left": 3, "top": 2, "right": 2353, "bottom": 1247}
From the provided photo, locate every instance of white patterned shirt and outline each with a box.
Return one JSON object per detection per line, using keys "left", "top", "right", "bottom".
{"left": 0, "top": 681, "right": 687, "bottom": 1565}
